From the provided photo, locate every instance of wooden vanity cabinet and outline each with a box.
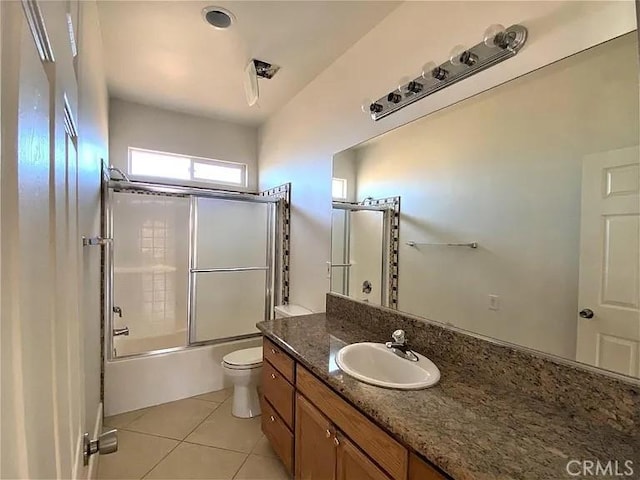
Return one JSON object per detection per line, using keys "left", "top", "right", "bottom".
{"left": 261, "top": 338, "right": 447, "bottom": 480}
{"left": 295, "top": 393, "right": 390, "bottom": 480}
{"left": 261, "top": 338, "right": 296, "bottom": 476}
{"left": 336, "top": 434, "right": 392, "bottom": 480}
{"left": 408, "top": 454, "right": 448, "bottom": 480}
{"left": 295, "top": 393, "right": 337, "bottom": 480}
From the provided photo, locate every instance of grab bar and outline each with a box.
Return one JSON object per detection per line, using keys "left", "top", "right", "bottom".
{"left": 406, "top": 241, "right": 478, "bottom": 249}
{"left": 190, "top": 266, "right": 269, "bottom": 273}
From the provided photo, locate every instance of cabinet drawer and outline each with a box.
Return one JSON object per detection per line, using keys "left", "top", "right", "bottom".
{"left": 262, "top": 360, "right": 294, "bottom": 428}
{"left": 408, "top": 453, "right": 448, "bottom": 480}
{"left": 263, "top": 338, "right": 295, "bottom": 383}
{"left": 262, "top": 399, "right": 293, "bottom": 475}
{"left": 297, "top": 366, "right": 408, "bottom": 480}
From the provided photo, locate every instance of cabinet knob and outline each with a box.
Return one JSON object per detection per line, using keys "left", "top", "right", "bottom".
{"left": 333, "top": 436, "right": 340, "bottom": 446}
{"left": 271, "top": 348, "right": 277, "bottom": 354}
{"left": 271, "top": 373, "right": 276, "bottom": 379}
{"left": 270, "top": 415, "right": 275, "bottom": 422}
{"left": 325, "top": 429, "right": 331, "bottom": 438}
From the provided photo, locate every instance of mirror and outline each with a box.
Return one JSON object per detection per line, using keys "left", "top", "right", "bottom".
{"left": 332, "top": 32, "right": 640, "bottom": 379}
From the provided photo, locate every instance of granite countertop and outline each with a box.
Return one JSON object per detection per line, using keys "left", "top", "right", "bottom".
{"left": 257, "top": 314, "right": 640, "bottom": 480}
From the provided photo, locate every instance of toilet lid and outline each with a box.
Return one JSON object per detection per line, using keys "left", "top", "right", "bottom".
{"left": 223, "top": 347, "right": 263, "bottom": 367}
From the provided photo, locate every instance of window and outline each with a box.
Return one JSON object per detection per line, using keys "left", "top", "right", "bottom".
{"left": 129, "top": 147, "right": 247, "bottom": 187}
{"left": 332, "top": 177, "right": 348, "bottom": 200}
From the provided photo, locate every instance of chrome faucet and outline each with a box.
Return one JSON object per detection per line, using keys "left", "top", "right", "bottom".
{"left": 385, "top": 329, "right": 419, "bottom": 362}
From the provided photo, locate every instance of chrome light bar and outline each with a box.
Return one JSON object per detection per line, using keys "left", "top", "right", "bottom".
{"left": 368, "top": 24, "right": 528, "bottom": 121}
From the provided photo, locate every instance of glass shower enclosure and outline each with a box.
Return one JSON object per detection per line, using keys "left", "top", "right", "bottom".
{"left": 105, "top": 181, "right": 278, "bottom": 359}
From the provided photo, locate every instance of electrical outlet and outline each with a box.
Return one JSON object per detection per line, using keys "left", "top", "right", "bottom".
{"left": 488, "top": 294, "right": 500, "bottom": 311}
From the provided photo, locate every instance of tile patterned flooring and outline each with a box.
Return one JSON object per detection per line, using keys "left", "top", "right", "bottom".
{"left": 99, "top": 389, "right": 289, "bottom": 480}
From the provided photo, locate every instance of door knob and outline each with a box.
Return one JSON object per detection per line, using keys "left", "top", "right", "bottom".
{"left": 579, "top": 308, "right": 594, "bottom": 319}
{"left": 83, "top": 429, "right": 118, "bottom": 465}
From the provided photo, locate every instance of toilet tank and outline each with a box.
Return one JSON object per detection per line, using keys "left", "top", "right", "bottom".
{"left": 274, "top": 304, "right": 312, "bottom": 318}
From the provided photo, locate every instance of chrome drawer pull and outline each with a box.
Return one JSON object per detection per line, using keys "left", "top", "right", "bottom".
{"left": 325, "top": 429, "right": 331, "bottom": 438}
{"left": 333, "top": 436, "right": 340, "bottom": 446}
{"left": 270, "top": 415, "right": 275, "bottom": 422}
{"left": 271, "top": 348, "right": 277, "bottom": 354}
{"left": 271, "top": 373, "right": 276, "bottom": 379}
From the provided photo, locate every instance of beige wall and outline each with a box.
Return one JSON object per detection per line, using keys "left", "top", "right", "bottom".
{"left": 350, "top": 33, "right": 639, "bottom": 359}
{"left": 258, "top": 1, "right": 637, "bottom": 312}
{"left": 109, "top": 98, "right": 259, "bottom": 192}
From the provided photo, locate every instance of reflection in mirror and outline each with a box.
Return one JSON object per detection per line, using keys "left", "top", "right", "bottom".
{"left": 332, "top": 32, "right": 640, "bottom": 379}
{"left": 331, "top": 206, "right": 385, "bottom": 305}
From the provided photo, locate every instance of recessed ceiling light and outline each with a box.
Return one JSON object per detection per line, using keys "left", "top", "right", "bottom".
{"left": 202, "top": 6, "right": 235, "bottom": 30}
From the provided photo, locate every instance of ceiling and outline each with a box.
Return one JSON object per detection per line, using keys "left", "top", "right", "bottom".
{"left": 98, "top": 1, "right": 400, "bottom": 126}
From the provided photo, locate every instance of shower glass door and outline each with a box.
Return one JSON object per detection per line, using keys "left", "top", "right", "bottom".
{"left": 190, "top": 197, "right": 274, "bottom": 344}
{"left": 111, "top": 191, "right": 190, "bottom": 357}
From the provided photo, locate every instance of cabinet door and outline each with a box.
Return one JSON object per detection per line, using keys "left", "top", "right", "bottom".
{"left": 336, "top": 434, "right": 391, "bottom": 480}
{"left": 295, "top": 393, "right": 336, "bottom": 480}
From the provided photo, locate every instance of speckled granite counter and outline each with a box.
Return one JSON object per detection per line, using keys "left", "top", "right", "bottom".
{"left": 257, "top": 313, "right": 640, "bottom": 480}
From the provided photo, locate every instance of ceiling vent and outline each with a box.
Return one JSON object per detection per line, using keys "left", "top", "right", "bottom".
{"left": 202, "top": 6, "right": 235, "bottom": 30}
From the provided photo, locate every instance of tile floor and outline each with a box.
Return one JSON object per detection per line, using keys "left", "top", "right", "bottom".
{"left": 99, "top": 389, "right": 290, "bottom": 480}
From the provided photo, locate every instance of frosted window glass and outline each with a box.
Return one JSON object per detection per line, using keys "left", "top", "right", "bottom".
{"left": 193, "top": 161, "right": 243, "bottom": 185}
{"left": 130, "top": 149, "right": 191, "bottom": 180}
{"left": 112, "top": 192, "right": 190, "bottom": 356}
{"left": 195, "top": 198, "right": 269, "bottom": 268}
{"left": 192, "top": 270, "right": 265, "bottom": 342}
{"left": 332, "top": 178, "right": 347, "bottom": 199}
{"left": 349, "top": 210, "right": 384, "bottom": 305}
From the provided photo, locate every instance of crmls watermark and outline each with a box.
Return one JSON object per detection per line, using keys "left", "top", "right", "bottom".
{"left": 566, "top": 460, "right": 634, "bottom": 477}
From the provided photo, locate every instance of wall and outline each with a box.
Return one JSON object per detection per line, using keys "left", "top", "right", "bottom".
{"left": 350, "top": 33, "right": 638, "bottom": 359}
{"left": 109, "top": 98, "right": 259, "bottom": 192}
{"left": 258, "top": 1, "right": 637, "bottom": 313}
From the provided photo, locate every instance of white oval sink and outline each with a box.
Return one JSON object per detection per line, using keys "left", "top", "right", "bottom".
{"left": 335, "top": 342, "right": 440, "bottom": 390}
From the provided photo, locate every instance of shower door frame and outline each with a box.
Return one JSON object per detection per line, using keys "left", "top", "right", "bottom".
{"left": 331, "top": 196, "right": 401, "bottom": 309}
{"left": 104, "top": 180, "right": 280, "bottom": 361}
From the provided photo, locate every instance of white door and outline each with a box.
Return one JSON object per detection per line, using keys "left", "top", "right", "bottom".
{"left": 576, "top": 146, "right": 640, "bottom": 377}
{"left": 1, "top": 1, "right": 101, "bottom": 478}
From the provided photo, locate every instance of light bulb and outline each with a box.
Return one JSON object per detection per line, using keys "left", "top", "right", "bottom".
{"left": 449, "top": 45, "right": 467, "bottom": 66}
{"left": 483, "top": 24, "right": 506, "bottom": 48}
{"left": 449, "top": 44, "right": 477, "bottom": 67}
{"left": 421, "top": 62, "right": 437, "bottom": 79}
{"left": 397, "top": 76, "right": 411, "bottom": 92}
{"left": 360, "top": 98, "right": 373, "bottom": 114}
{"left": 421, "top": 61, "right": 447, "bottom": 81}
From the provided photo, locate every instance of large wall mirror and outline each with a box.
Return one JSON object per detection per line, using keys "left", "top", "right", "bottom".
{"left": 331, "top": 31, "right": 640, "bottom": 380}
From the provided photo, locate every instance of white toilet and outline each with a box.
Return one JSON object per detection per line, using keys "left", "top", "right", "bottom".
{"left": 222, "top": 304, "right": 312, "bottom": 418}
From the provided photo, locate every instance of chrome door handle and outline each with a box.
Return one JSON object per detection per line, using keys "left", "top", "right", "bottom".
{"left": 579, "top": 309, "right": 594, "bottom": 319}
{"left": 83, "top": 429, "right": 118, "bottom": 465}
{"left": 113, "top": 327, "right": 129, "bottom": 336}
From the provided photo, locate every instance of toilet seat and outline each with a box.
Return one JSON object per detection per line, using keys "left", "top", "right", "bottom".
{"left": 222, "top": 347, "right": 263, "bottom": 370}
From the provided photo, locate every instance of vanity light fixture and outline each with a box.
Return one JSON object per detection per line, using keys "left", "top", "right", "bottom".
{"left": 365, "top": 24, "right": 527, "bottom": 121}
